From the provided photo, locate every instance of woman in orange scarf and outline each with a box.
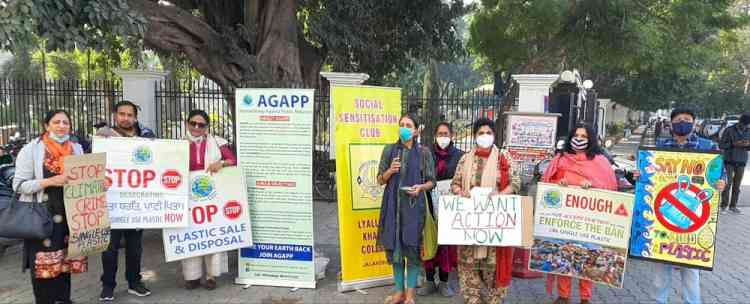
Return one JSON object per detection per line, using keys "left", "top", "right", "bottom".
{"left": 541, "top": 124, "right": 617, "bottom": 304}
{"left": 450, "top": 118, "right": 515, "bottom": 304}
{"left": 13, "top": 110, "right": 86, "bottom": 304}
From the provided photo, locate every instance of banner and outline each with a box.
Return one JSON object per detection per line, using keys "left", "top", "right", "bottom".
{"left": 333, "top": 85, "right": 400, "bottom": 292}
{"left": 63, "top": 153, "right": 109, "bottom": 257}
{"left": 629, "top": 148, "right": 723, "bottom": 270}
{"left": 235, "top": 89, "right": 316, "bottom": 288}
{"left": 163, "top": 168, "right": 252, "bottom": 262}
{"left": 507, "top": 147, "right": 552, "bottom": 183}
{"left": 429, "top": 180, "right": 452, "bottom": 219}
{"left": 505, "top": 113, "right": 558, "bottom": 148}
{"left": 437, "top": 194, "right": 533, "bottom": 247}
{"left": 530, "top": 183, "right": 635, "bottom": 288}
{"left": 93, "top": 137, "right": 189, "bottom": 229}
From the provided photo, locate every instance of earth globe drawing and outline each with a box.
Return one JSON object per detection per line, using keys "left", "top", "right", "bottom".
{"left": 132, "top": 146, "right": 153, "bottom": 164}
{"left": 191, "top": 176, "right": 215, "bottom": 200}
{"left": 543, "top": 190, "right": 562, "bottom": 208}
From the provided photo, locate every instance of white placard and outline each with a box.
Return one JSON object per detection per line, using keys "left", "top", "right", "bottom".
{"left": 93, "top": 137, "right": 190, "bottom": 229}
{"left": 163, "top": 168, "right": 252, "bottom": 262}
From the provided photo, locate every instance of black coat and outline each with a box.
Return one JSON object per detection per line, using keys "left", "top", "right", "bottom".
{"left": 430, "top": 144, "right": 464, "bottom": 181}
{"left": 719, "top": 124, "right": 750, "bottom": 164}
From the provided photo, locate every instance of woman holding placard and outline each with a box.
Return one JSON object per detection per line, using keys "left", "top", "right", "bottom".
{"left": 377, "top": 114, "right": 436, "bottom": 304}
{"left": 181, "top": 110, "right": 237, "bottom": 290}
{"left": 541, "top": 123, "right": 617, "bottom": 304}
{"left": 14, "top": 110, "right": 87, "bottom": 304}
{"left": 418, "top": 122, "right": 464, "bottom": 298}
{"left": 450, "top": 118, "right": 515, "bottom": 304}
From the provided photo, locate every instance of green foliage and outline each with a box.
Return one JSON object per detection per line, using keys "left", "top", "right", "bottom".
{"left": 0, "top": 0, "right": 145, "bottom": 52}
{"left": 467, "top": 0, "right": 749, "bottom": 112}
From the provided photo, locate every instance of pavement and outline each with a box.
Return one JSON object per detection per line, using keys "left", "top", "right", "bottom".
{"left": 2, "top": 131, "right": 750, "bottom": 303}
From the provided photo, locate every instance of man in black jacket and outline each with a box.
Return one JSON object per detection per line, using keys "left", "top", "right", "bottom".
{"left": 719, "top": 113, "right": 750, "bottom": 214}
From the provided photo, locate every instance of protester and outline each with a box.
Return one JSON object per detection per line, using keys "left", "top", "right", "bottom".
{"left": 541, "top": 123, "right": 617, "bottom": 304}
{"left": 718, "top": 113, "right": 750, "bottom": 214}
{"left": 417, "top": 122, "right": 464, "bottom": 297}
{"left": 450, "top": 118, "right": 514, "bottom": 304}
{"left": 96, "top": 100, "right": 155, "bottom": 301}
{"left": 181, "top": 110, "right": 237, "bottom": 290}
{"left": 377, "top": 114, "right": 436, "bottom": 304}
{"left": 13, "top": 110, "right": 87, "bottom": 304}
{"left": 652, "top": 108, "right": 725, "bottom": 304}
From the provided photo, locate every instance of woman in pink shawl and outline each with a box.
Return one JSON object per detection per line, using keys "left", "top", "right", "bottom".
{"left": 541, "top": 124, "right": 617, "bottom": 304}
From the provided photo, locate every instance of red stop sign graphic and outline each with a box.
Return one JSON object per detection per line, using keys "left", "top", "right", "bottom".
{"left": 161, "top": 170, "right": 182, "bottom": 189}
{"left": 654, "top": 182, "right": 711, "bottom": 233}
{"left": 224, "top": 200, "right": 242, "bottom": 220}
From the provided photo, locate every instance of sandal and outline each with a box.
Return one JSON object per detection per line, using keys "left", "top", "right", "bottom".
{"left": 384, "top": 295, "right": 404, "bottom": 304}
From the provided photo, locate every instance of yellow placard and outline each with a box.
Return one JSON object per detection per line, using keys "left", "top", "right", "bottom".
{"left": 629, "top": 148, "right": 723, "bottom": 270}
{"left": 333, "top": 86, "right": 400, "bottom": 287}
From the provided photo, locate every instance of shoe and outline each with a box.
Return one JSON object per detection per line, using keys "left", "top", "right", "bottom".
{"left": 730, "top": 207, "right": 743, "bottom": 214}
{"left": 553, "top": 297, "right": 570, "bottom": 304}
{"left": 437, "top": 282, "right": 455, "bottom": 297}
{"left": 184, "top": 279, "right": 200, "bottom": 290}
{"left": 204, "top": 278, "right": 217, "bottom": 290}
{"left": 127, "top": 282, "right": 151, "bottom": 297}
{"left": 720, "top": 207, "right": 727, "bottom": 214}
{"left": 99, "top": 286, "right": 114, "bottom": 302}
{"left": 416, "top": 281, "right": 437, "bottom": 296}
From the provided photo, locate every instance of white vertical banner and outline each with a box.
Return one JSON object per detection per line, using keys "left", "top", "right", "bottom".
{"left": 234, "top": 89, "right": 316, "bottom": 288}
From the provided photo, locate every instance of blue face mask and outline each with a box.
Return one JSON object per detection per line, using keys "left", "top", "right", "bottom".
{"left": 48, "top": 133, "right": 70, "bottom": 144}
{"left": 399, "top": 127, "right": 413, "bottom": 143}
{"left": 672, "top": 121, "right": 694, "bottom": 136}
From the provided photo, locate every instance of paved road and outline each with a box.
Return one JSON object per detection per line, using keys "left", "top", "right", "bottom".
{"left": 1, "top": 133, "right": 749, "bottom": 303}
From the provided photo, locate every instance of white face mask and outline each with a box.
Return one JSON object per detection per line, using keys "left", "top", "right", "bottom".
{"left": 186, "top": 132, "right": 205, "bottom": 142}
{"left": 476, "top": 134, "right": 494, "bottom": 148}
{"left": 436, "top": 137, "right": 451, "bottom": 149}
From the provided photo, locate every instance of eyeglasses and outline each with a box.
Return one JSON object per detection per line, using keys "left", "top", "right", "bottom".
{"left": 188, "top": 121, "right": 208, "bottom": 129}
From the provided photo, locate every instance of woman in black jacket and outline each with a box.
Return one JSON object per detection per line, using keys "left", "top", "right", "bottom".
{"left": 417, "top": 122, "right": 464, "bottom": 297}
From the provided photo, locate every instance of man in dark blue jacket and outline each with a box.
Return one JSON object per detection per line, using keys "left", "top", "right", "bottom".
{"left": 95, "top": 100, "right": 155, "bottom": 302}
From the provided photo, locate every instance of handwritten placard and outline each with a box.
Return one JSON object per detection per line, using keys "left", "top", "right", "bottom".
{"left": 437, "top": 194, "right": 533, "bottom": 247}
{"left": 63, "top": 153, "right": 110, "bottom": 258}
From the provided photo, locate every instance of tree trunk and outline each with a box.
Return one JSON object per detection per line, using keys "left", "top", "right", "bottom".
{"left": 256, "top": 0, "right": 303, "bottom": 84}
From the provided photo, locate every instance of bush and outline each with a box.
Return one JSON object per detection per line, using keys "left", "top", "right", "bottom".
{"left": 606, "top": 122, "right": 626, "bottom": 137}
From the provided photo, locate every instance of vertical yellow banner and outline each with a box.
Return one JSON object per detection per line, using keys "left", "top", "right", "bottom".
{"left": 333, "top": 85, "right": 401, "bottom": 291}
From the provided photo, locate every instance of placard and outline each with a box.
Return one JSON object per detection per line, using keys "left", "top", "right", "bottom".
{"left": 629, "top": 148, "right": 723, "bottom": 270}
{"left": 429, "top": 180, "right": 452, "bottom": 219}
{"left": 438, "top": 194, "right": 533, "bottom": 247}
{"left": 506, "top": 113, "right": 558, "bottom": 148}
{"left": 530, "top": 183, "right": 635, "bottom": 288}
{"left": 63, "top": 153, "right": 109, "bottom": 257}
{"left": 163, "top": 168, "right": 252, "bottom": 262}
{"left": 235, "top": 88, "right": 316, "bottom": 288}
{"left": 92, "top": 137, "right": 190, "bottom": 229}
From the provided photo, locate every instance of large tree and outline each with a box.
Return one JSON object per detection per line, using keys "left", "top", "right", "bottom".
{"left": 1, "top": 0, "right": 466, "bottom": 93}
{"left": 467, "top": 0, "right": 748, "bottom": 111}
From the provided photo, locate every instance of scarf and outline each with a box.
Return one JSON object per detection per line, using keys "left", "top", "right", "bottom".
{"left": 434, "top": 143, "right": 451, "bottom": 178}
{"left": 42, "top": 133, "right": 73, "bottom": 175}
{"left": 541, "top": 152, "right": 617, "bottom": 191}
{"left": 186, "top": 134, "right": 226, "bottom": 168}
{"left": 378, "top": 140, "right": 426, "bottom": 256}
{"left": 461, "top": 145, "right": 513, "bottom": 289}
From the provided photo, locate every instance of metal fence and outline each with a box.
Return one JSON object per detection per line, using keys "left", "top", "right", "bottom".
{"left": 0, "top": 79, "right": 122, "bottom": 144}
{"left": 154, "top": 80, "right": 508, "bottom": 158}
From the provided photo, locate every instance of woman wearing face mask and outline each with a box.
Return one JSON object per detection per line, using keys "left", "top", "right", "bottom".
{"left": 417, "top": 122, "right": 464, "bottom": 297}
{"left": 377, "top": 114, "right": 436, "bottom": 304}
{"left": 541, "top": 123, "right": 617, "bottom": 304}
{"left": 14, "top": 110, "right": 87, "bottom": 304}
{"left": 450, "top": 118, "right": 514, "bottom": 304}
{"left": 181, "top": 110, "right": 237, "bottom": 290}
